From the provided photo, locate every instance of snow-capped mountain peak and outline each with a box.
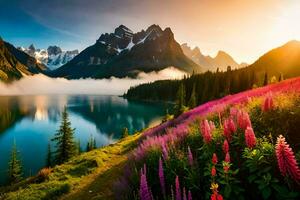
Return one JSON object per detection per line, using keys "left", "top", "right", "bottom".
{"left": 18, "top": 45, "right": 79, "bottom": 70}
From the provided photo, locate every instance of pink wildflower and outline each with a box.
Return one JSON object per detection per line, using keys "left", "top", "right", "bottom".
{"left": 245, "top": 127, "right": 256, "bottom": 148}
{"left": 201, "top": 120, "right": 212, "bottom": 143}
{"left": 183, "top": 187, "right": 187, "bottom": 200}
{"left": 211, "top": 192, "right": 224, "bottom": 200}
{"left": 222, "top": 140, "right": 229, "bottom": 153}
{"left": 158, "top": 157, "right": 166, "bottom": 196}
{"left": 175, "top": 176, "right": 181, "bottom": 200}
{"left": 188, "top": 146, "right": 193, "bottom": 166}
{"left": 223, "top": 118, "right": 236, "bottom": 140}
{"left": 225, "top": 152, "right": 230, "bottom": 163}
{"left": 162, "top": 144, "right": 169, "bottom": 161}
{"left": 212, "top": 153, "right": 218, "bottom": 165}
{"left": 275, "top": 135, "right": 300, "bottom": 183}
{"left": 188, "top": 191, "right": 192, "bottom": 200}
{"left": 237, "top": 110, "right": 252, "bottom": 130}
{"left": 211, "top": 166, "right": 216, "bottom": 177}
{"left": 262, "top": 93, "right": 274, "bottom": 112}
{"left": 139, "top": 166, "right": 152, "bottom": 200}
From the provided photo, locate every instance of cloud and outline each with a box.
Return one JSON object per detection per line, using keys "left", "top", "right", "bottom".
{"left": 0, "top": 67, "right": 186, "bottom": 96}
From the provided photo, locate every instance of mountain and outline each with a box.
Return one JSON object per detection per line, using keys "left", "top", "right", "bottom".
{"left": 0, "top": 38, "right": 48, "bottom": 82}
{"left": 181, "top": 43, "right": 247, "bottom": 71}
{"left": 52, "top": 25, "right": 201, "bottom": 79}
{"left": 249, "top": 40, "right": 300, "bottom": 79}
{"left": 19, "top": 45, "right": 78, "bottom": 70}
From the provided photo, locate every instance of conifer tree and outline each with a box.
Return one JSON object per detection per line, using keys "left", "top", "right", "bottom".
{"left": 52, "top": 107, "right": 76, "bottom": 164}
{"left": 86, "top": 135, "right": 96, "bottom": 152}
{"left": 46, "top": 143, "right": 52, "bottom": 167}
{"left": 7, "top": 140, "right": 23, "bottom": 184}
{"left": 77, "top": 139, "right": 82, "bottom": 155}
{"left": 174, "top": 83, "right": 186, "bottom": 116}
{"left": 121, "top": 127, "right": 129, "bottom": 139}
{"left": 188, "top": 84, "right": 197, "bottom": 108}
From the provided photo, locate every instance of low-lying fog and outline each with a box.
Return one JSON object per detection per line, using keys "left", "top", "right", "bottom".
{"left": 0, "top": 67, "right": 186, "bottom": 96}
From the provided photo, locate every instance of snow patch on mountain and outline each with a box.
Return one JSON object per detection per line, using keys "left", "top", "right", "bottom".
{"left": 18, "top": 45, "right": 79, "bottom": 70}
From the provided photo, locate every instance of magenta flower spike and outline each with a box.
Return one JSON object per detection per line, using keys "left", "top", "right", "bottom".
{"left": 222, "top": 140, "right": 229, "bottom": 153}
{"left": 139, "top": 165, "right": 152, "bottom": 200}
{"left": 245, "top": 126, "right": 256, "bottom": 148}
{"left": 276, "top": 135, "right": 300, "bottom": 183}
{"left": 158, "top": 157, "right": 166, "bottom": 196}
{"left": 188, "top": 191, "right": 192, "bottom": 200}
{"left": 175, "top": 176, "right": 181, "bottom": 200}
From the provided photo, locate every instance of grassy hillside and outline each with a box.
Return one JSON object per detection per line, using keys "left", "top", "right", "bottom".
{"left": 0, "top": 134, "right": 140, "bottom": 200}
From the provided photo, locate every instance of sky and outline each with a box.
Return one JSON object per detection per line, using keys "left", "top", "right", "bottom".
{"left": 1, "top": 0, "right": 300, "bottom": 63}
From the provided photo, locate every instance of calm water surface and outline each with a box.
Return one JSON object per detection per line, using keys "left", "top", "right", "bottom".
{"left": 0, "top": 95, "right": 170, "bottom": 184}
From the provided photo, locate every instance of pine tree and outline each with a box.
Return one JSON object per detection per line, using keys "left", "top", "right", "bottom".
{"left": 188, "top": 84, "right": 197, "bottom": 108}
{"left": 77, "top": 139, "right": 82, "bottom": 155}
{"left": 52, "top": 107, "right": 76, "bottom": 164}
{"left": 46, "top": 143, "right": 52, "bottom": 167}
{"left": 278, "top": 73, "right": 283, "bottom": 82}
{"left": 86, "top": 135, "right": 96, "bottom": 152}
{"left": 7, "top": 140, "right": 23, "bottom": 184}
{"left": 121, "top": 127, "right": 129, "bottom": 138}
{"left": 174, "top": 83, "right": 186, "bottom": 116}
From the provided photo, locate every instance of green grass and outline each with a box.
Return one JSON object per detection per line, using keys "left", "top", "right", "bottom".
{"left": 0, "top": 133, "right": 140, "bottom": 200}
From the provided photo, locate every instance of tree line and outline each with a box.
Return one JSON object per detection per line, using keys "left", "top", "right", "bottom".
{"left": 125, "top": 66, "right": 284, "bottom": 116}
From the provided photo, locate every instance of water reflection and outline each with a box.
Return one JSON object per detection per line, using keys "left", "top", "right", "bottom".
{"left": 0, "top": 95, "right": 170, "bottom": 184}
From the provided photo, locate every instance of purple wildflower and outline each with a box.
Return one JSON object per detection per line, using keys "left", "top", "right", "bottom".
{"left": 139, "top": 165, "right": 152, "bottom": 200}
{"left": 159, "top": 157, "right": 166, "bottom": 196}
{"left": 175, "top": 176, "right": 181, "bottom": 200}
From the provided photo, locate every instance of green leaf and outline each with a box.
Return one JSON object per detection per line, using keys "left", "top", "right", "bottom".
{"left": 262, "top": 187, "right": 271, "bottom": 199}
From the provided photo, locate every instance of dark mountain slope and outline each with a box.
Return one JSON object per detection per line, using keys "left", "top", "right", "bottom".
{"left": 52, "top": 25, "right": 201, "bottom": 79}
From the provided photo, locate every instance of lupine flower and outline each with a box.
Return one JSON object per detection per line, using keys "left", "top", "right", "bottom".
{"left": 211, "top": 166, "right": 216, "bottom": 177}
{"left": 211, "top": 192, "right": 224, "bottom": 200}
{"left": 275, "top": 135, "right": 300, "bottom": 182}
{"left": 175, "top": 176, "right": 181, "bottom": 200}
{"left": 139, "top": 166, "right": 152, "bottom": 200}
{"left": 210, "top": 183, "right": 223, "bottom": 200}
{"left": 223, "top": 162, "right": 230, "bottom": 173}
{"left": 159, "top": 157, "right": 166, "bottom": 196}
{"left": 237, "top": 110, "right": 252, "bottom": 130}
{"left": 225, "top": 152, "right": 230, "bottom": 163}
{"left": 183, "top": 187, "right": 187, "bottom": 200}
{"left": 223, "top": 118, "right": 236, "bottom": 140}
{"left": 245, "top": 127, "right": 256, "bottom": 148}
{"left": 162, "top": 144, "right": 169, "bottom": 161}
{"left": 212, "top": 153, "right": 218, "bottom": 165}
{"left": 188, "top": 191, "right": 192, "bottom": 200}
{"left": 200, "top": 120, "right": 213, "bottom": 143}
{"left": 222, "top": 140, "right": 229, "bottom": 153}
{"left": 188, "top": 146, "right": 193, "bottom": 166}
{"left": 262, "top": 93, "right": 274, "bottom": 112}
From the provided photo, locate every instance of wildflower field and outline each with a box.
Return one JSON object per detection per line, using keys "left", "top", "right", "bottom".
{"left": 116, "top": 77, "right": 300, "bottom": 200}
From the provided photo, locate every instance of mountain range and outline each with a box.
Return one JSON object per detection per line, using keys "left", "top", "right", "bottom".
{"left": 51, "top": 25, "right": 201, "bottom": 79}
{"left": 0, "top": 38, "right": 48, "bottom": 82}
{"left": 19, "top": 45, "right": 78, "bottom": 70}
{"left": 2, "top": 25, "right": 300, "bottom": 83}
{"left": 181, "top": 43, "right": 247, "bottom": 71}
